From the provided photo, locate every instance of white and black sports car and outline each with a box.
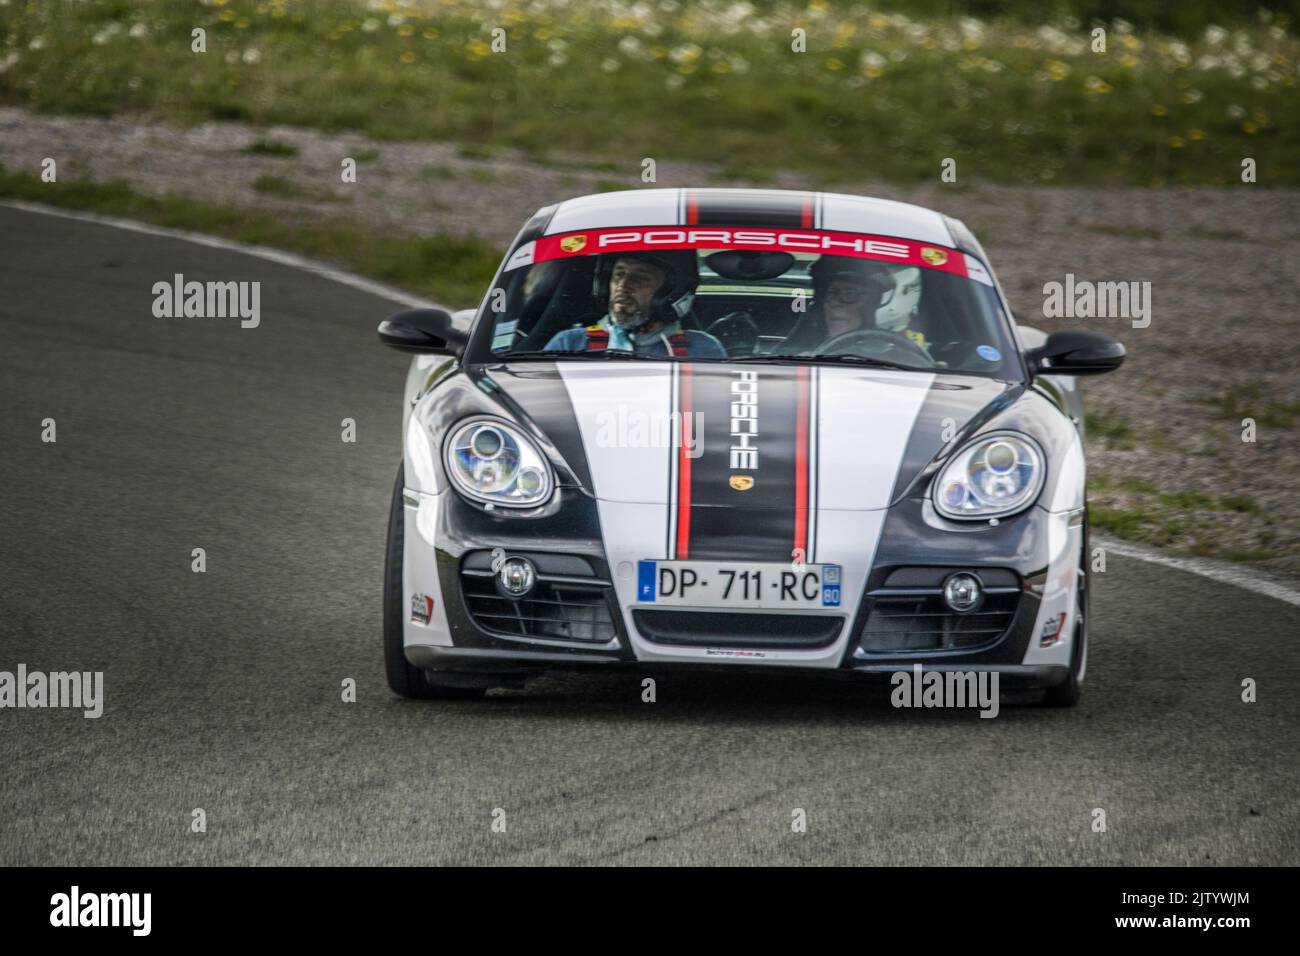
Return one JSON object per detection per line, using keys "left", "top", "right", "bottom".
{"left": 378, "top": 189, "right": 1124, "bottom": 706}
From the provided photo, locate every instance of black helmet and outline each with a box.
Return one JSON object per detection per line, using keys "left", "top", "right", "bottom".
{"left": 593, "top": 250, "right": 698, "bottom": 328}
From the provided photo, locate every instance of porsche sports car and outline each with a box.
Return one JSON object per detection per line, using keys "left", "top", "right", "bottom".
{"left": 378, "top": 188, "right": 1124, "bottom": 706}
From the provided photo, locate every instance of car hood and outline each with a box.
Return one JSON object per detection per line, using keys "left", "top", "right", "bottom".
{"left": 484, "top": 361, "right": 1017, "bottom": 512}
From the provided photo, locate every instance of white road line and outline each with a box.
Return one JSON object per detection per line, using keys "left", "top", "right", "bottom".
{"left": 0, "top": 199, "right": 446, "bottom": 311}
{"left": 7, "top": 200, "right": 1299, "bottom": 609}
{"left": 1097, "top": 536, "right": 1300, "bottom": 608}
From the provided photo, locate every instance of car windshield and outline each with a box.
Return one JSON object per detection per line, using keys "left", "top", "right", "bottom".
{"left": 481, "top": 226, "right": 1019, "bottom": 377}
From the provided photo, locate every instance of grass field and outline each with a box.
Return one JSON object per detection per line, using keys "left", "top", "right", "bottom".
{"left": 1, "top": 0, "right": 1295, "bottom": 186}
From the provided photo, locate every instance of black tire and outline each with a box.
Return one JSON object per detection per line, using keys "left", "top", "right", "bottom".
{"left": 1042, "top": 512, "right": 1089, "bottom": 708}
{"left": 384, "top": 463, "right": 486, "bottom": 700}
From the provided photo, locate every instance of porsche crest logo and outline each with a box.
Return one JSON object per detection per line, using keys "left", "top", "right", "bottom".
{"left": 919, "top": 246, "right": 948, "bottom": 266}
{"left": 729, "top": 475, "right": 754, "bottom": 491}
{"left": 559, "top": 234, "right": 588, "bottom": 254}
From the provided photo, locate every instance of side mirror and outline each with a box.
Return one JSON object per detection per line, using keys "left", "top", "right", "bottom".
{"left": 377, "top": 308, "right": 468, "bottom": 356}
{"left": 1027, "top": 329, "right": 1125, "bottom": 376}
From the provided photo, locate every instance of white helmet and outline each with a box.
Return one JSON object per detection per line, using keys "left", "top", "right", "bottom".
{"left": 874, "top": 267, "right": 921, "bottom": 331}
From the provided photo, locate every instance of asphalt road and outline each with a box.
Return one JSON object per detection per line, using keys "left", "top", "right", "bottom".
{"left": 1, "top": 204, "right": 1296, "bottom": 866}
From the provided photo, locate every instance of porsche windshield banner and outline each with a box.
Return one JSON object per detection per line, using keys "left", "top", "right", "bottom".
{"left": 528, "top": 226, "right": 973, "bottom": 278}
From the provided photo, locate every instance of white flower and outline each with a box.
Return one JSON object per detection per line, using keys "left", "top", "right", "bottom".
{"left": 129, "top": 23, "right": 148, "bottom": 39}
{"left": 601, "top": 57, "right": 620, "bottom": 72}
{"left": 242, "top": 48, "right": 261, "bottom": 65}
{"left": 361, "top": 18, "right": 380, "bottom": 32}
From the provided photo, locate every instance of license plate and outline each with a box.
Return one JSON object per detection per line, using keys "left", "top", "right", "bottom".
{"left": 637, "top": 560, "right": 841, "bottom": 609}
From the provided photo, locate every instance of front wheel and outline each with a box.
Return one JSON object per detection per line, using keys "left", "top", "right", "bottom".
{"left": 383, "top": 463, "right": 486, "bottom": 700}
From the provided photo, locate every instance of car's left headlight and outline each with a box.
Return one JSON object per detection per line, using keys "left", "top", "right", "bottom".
{"left": 443, "top": 417, "right": 554, "bottom": 508}
{"left": 932, "top": 431, "right": 1045, "bottom": 519}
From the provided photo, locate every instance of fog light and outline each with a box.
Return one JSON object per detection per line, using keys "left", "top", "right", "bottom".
{"left": 497, "top": 556, "right": 536, "bottom": 598}
{"left": 943, "top": 573, "right": 982, "bottom": 613}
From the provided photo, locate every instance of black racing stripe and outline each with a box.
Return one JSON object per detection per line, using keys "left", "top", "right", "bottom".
{"left": 683, "top": 365, "right": 801, "bottom": 561}
{"left": 687, "top": 189, "right": 814, "bottom": 228}
{"left": 478, "top": 363, "right": 594, "bottom": 491}
{"left": 888, "top": 376, "right": 1020, "bottom": 502}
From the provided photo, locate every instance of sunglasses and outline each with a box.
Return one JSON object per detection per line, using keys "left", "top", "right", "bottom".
{"left": 827, "top": 283, "right": 872, "bottom": 304}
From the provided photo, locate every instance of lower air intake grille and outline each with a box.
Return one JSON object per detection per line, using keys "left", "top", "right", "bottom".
{"left": 858, "top": 568, "right": 1021, "bottom": 653}
{"left": 632, "top": 609, "right": 842, "bottom": 650}
{"left": 460, "top": 553, "right": 616, "bottom": 643}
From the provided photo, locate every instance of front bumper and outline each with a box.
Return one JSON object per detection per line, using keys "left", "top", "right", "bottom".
{"left": 401, "top": 487, "right": 1084, "bottom": 686}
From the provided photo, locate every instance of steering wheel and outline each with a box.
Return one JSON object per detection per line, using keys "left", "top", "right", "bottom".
{"left": 814, "top": 328, "right": 935, "bottom": 367}
{"left": 706, "top": 310, "right": 760, "bottom": 356}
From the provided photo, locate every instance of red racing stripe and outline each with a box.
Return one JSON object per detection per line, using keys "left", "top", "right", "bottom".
{"left": 800, "top": 194, "right": 814, "bottom": 228}
{"left": 685, "top": 190, "right": 699, "bottom": 225}
{"left": 794, "top": 365, "right": 810, "bottom": 557}
{"left": 676, "top": 364, "right": 693, "bottom": 559}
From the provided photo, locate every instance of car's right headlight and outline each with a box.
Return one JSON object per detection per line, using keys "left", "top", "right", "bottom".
{"left": 443, "top": 417, "right": 554, "bottom": 508}
{"left": 932, "top": 431, "right": 1045, "bottom": 520}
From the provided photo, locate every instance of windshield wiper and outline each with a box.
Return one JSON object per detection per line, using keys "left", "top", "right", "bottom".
{"left": 734, "top": 353, "right": 923, "bottom": 372}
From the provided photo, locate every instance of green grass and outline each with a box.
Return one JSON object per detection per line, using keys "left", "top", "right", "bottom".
{"left": 418, "top": 163, "right": 457, "bottom": 180}
{"left": 1202, "top": 384, "right": 1300, "bottom": 429}
{"left": 1089, "top": 471, "right": 1279, "bottom": 560}
{"left": 456, "top": 144, "right": 497, "bottom": 161}
{"left": 1085, "top": 411, "right": 1138, "bottom": 448}
{"left": 251, "top": 173, "right": 348, "bottom": 203}
{"left": 240, "top": 138, "right": 299, "bottom": 158}
{"left": 2, "top": 0, "right": 1296, "bottom": 186}
{"left": 0, "top": 165, "right": 500, "bottom": 308}
{"left": 1158, "top": 489, "right": 1217, "bottom": 510}
{"left": 251, "top": 173, "right": 298, "bottom": 196}
{"left": 1219, "top": 494, "right": 1262, "bottom": 514}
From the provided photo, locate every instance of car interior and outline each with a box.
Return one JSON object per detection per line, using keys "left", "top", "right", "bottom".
{"left": 499, "top": 249, "right": 1007, "bottom": 371}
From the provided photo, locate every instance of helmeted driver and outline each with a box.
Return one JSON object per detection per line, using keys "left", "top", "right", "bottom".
{"left": 779, "top": 257, "right": 926, "bottom": 355}
{"left": 543, "top": 251, "right": 725, "bottom": 358}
